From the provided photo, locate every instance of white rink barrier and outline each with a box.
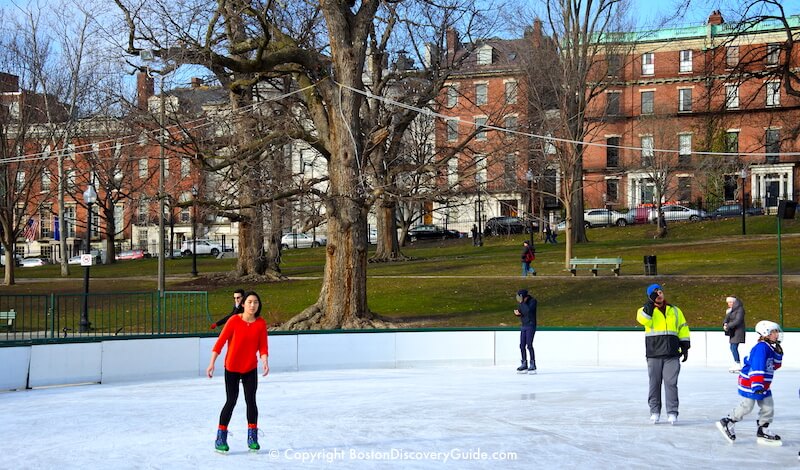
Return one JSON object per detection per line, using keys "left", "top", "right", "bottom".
{"left": 1, "top": 330, "right": 797, "bottom": 391}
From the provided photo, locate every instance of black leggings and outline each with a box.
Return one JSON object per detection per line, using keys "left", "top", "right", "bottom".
{"left": 219, "top": 368, "right": 258, "bottom": 426}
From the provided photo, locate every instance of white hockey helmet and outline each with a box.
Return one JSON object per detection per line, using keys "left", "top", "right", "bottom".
{"left": 755, "top": 320, "right": 783, "bottom": 341}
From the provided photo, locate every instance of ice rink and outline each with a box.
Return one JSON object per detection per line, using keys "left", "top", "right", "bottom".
{"left": 4, "top": 365, "right": 800, "bottom": 469}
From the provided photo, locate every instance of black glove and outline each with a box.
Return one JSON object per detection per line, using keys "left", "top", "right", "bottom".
{"left": 649, "top": 290, "right": 660, "bottom": 302}
{"left": 754, "top": 388, "right": 765, "bottom": 395}
{"left": 772, "top": 342, "right": 784, "bottom": 355}
{"left": 681, "top": 350, "right": 688, "bottom": 362}
{"left": 642, "top": 301, "right": 655, "bottom": 317}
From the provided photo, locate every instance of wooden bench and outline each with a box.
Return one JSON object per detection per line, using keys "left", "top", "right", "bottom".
{"left": 0, "top": 309, "right": 16, "bottom": 331}
{"left": 569, "top": 258, "right": 623, "bottom": 276}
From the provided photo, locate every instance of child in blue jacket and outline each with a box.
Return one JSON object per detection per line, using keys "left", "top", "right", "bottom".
{"left": 716, "top": 320, "right": 783, "bottom": 446}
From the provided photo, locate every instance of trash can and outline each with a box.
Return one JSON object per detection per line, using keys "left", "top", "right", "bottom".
{"left": 644, "top": 255, "right": 657, "bottom": 276}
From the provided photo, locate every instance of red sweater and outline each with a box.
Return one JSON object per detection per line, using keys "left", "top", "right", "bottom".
{"left": 212, "top": 314, "right": 268, "bottom": 373}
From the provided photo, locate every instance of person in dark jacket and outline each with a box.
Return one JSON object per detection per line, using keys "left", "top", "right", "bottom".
{"left": 210, "top": 288, "right": 245, "bottom": 329}
{"left": 520, "top": 241, "right": 536, "bottom": 277}
{"left": 723, "top": 296, "right": 746, "bottom": 373}
{"left": 636, "top": 283, "right": 691, "bottom": 425}
{"left": 514, "top": 289, "right": 538, "bottom": 374}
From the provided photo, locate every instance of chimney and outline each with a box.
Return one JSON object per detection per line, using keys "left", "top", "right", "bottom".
{"left": 708, "top": 10, "right": 724, "bottom": 25}
{"left": 136, "top": 71, "right": 154, "bottom": 110}
{"left": 446, "top": 28, "right": 458, "bottom": 56}
{"left": 191, "top": 77, "right": 203, "bottom": 88}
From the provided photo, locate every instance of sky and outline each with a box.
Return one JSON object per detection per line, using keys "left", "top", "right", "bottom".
{"left": 4, "top": 365, "right": 800, "bottom": 469}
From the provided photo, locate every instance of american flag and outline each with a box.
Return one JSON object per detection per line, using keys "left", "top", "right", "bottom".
{"left": 23, "top": 217, "right": 38, "bottom": 242}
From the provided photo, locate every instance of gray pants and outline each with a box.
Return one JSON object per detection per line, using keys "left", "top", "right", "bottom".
{"left": 647, "top": 356, "right": 680, "bottom": 416}
{"left": 730, "top": 395, "right": 774, "bottom": 425}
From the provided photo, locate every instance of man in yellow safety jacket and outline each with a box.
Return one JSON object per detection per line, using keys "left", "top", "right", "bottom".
{"left": 637, "top": 283, "right": 691, "bottom": 425}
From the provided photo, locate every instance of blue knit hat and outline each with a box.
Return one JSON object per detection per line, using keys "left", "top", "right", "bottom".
{"left": 517, "top": 289, "right": 528, "bottom": 297}
{"left": 646, "top": 284, "right": 662, "bottom": 298}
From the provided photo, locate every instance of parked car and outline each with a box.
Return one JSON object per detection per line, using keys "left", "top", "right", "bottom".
{"left": 583, "top": 209, "right": 633, "bottom": 228}
{"left": 116, "top": 249, "right": 146, "bottom": 260}
{"left": 280, "top": 233, "right": 327, "bottom": 249}
{"left": 0, "top": 252, "right": 22, "bottom": 267}
{"left": 180, "top": 239, "right": 222, "bottom": 256}
{"left": 485, "top": 216, "right": 537, "bottom": 235}
{"left": 407, "top": 224, "right": 461, "bottom": 242}
{"left": 369, "top": 228, "right": 378, "bottom": 245}
{"left": 649, "top": 204, "right": 709, "bottom": 222}
{"left": 710, "top": 203, "right": 765, "bottom": 219}
{"left": 20, "top": 257, "right": 47, "bottom": 267}
{"left": 68, "top": 249, "right": 103, "bottom": 265}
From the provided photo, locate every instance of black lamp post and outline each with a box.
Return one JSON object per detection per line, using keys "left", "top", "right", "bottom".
{"left": 80, "top": 184, "right": 97, "bottom": 333}
{"left": 740, "top": 168, "right": 747, "bottom": 236}
{"left": 191, "top": 187, "right": 198, "bottom": 276}
{"left": 475, "top": 173, "right": 484, "bottom": 247}
{"left": 526, "top": 169, "right": 534, "bottom": 247}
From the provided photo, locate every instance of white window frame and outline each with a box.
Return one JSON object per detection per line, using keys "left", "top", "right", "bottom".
{"left": 726, "top": 46, "right": 739, "bottom": 68}
{"left": 446, "top": 119, "right": 458, "bottom": 142}
{"left": 679, "top": 134, "right": 692, "bottom": 157}
{"left": 678, "top": 88, "right": 692, "bottom": 112}
{"left": 181, "top": 158, "right": 191, "bottom": 178}
{"left": 641, "top": 135, "right": 654, "bottom": 164}
{"left": 475, "top": 116, "right": 488, "bottom": 140}
{"left": 475, "top": 155, "right": 487, "bottom": 183}
{"left": 504, "top": 115, "right": 518, "bottom": 132}
{"left": 641, "top": 52, "right": 654, "bottom": 75}
{"left": 476, "top": 45, "right": 493, "bottom": 65}
{"left": 679, "top": 50, "right": 692, "bottom": 73}
{"left": 640, "top": 90, "right": 654, "bottom": 115}
{"left": 504, "top": 80, "right": 517, "bottom": 104}
{"left": 448, "top": 158, "right": 459, "bottom": 187}
{"left": 475, "top": 82, "right": 488, "bottom": 106}
{"left": 725, "top": 84, "right": 739, "bottom": 109}
{"left": 766, "top": 43, "right": 780, "bottom": 66}
{"left": 446, "top": 84, "right": 458, "bottom": 108}
{"left": 139, "top": 158, "right": 148, "bottom": 178}
{"left": 41, "top": 169, "right": 51, "bottom": 192}
{"left": 766, "top": 81, "right": 780, "bottom": 107}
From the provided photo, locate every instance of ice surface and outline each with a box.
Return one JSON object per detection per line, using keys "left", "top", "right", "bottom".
{"left": 3, "top": 366, "right": 800, "bottom": 469}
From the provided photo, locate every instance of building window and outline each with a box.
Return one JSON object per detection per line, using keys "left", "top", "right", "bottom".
{"left": 606, "top": 179, "right": 619, "bottom": 202}
{"left": 504, "top": 154, "right": 516, "bottom": 188}
{"left": 679, "top": 134, "right": 692, "bottom": 166}
{"left": 475, "top": 83, "right": 488, "bottom": 105}
{"left": 606, "top": 92, "right": 620, "bottom": 116}
{"left": 766, "top": 129, "right": 780, "bottom": 163}
{"left": 504, "top": 115, "right": 517, "bottom": 132}
{"left": 40, "top": 207, "right": 52, "bottom": 238}
{"left": 15, "top": 171, "right": 25, "bottom": 192}
{"left": 607, "top": 55, "right": 622, "bottom": 77}
{"left": 476, "top": 155, "right": 487, "bottom": 183}
{"left": 641, "top": 91, "right": 654, "bottom": 115}
{"left": 41, "top": 245, "right": 53, "bottom": 259}
{"left": 544, "top": 132, "right": 556, "bottom": 155}
{"left": 766, "top": 43, "right": 780, "bottom": 66}
{"left": 725, "top": 85, "right": 739, "bottom": 109}
{"left": 181, "top": 158, "right": 191, "bottom": 178}
{"left": 678, "top": 88, "right": 692, "bottom": 112}
{"left": 138, "top": 199, "right": 149, "bottom": 225}
{"left": 726, "top": 46, "right": 739, "bottom": 68}
{"left": 679, "top": 50, "right": 692, "bottom": 72}
{"left": 641, "top": 52, "right": 654, "bottom": 75}
{"left": 677, "top": 177, "right": 692, "bottom": 201}
{"left": 641, "top": 135, "right": 654, "bottom": 167}
{"left": 64, "top": 206, "right": 76, "bottom": 238}
{"left": 446, "top": 119, "right": 458, "bottom": 141}
{"left": 766, "top": 81, "right": 780, "bottom": 107}
{"left": 504, "top": 81, "right": 517, "bottom": 104}
{"left": 476, "top": 45, "right": 492, "bottom": 65}
{"left": 448, "top": 158, "right": 459, "bottom": 187}
{"left": 137, "top": 230, "right": 148, "bottom": 250}
{"left": 606, "top": 137, "right": 619, "bottom": 168}
{"left": 475, "top": 117, "right": 487, "bottom": 140}
{"left": 726, "top": 131, "right": 739, "bottom": 154}
{"left": 41, "top": 169, "right": 51, "bottom": 192}
{"left": 90, "top": 205, "right": 99, "bottom": 238}
{"left": 139, "top": 158, "right": 148, "bottom": 178}
{"left": 114, "top": 204, "right": 124, "bottom": 235}
{"left": 446, "top": 85, "right": 458, "bottom": 107}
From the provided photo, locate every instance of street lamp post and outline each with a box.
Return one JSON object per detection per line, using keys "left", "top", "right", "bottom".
{"left": 80, "top": 184, "right": 97, "bottom": 333}
{"left": 526, "top": 169, "right": 534, "bottom": 247}
{"left": 475, "top": 173, "right": 484, "bottom": 247}
{"left": 191, "top": 187, "right": 198, "bottom": 277}
{"left": 740, "top": 168, "right": 747, "bottom": 236}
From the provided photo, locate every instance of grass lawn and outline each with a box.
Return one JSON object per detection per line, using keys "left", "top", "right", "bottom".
{"left": 3, "top": 215, "right": 800, "bottom": 330}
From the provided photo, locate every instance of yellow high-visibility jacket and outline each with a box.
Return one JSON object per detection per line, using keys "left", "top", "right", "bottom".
{"left": 637, "top": 302, "right": 691, "bottom": 358}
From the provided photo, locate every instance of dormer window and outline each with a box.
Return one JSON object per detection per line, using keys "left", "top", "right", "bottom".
{"left": 476, "top": 45, "right": 493, "bottom": 65}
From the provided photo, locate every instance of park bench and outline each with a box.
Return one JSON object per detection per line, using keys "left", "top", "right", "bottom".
{"left": 569, "top": 258, "right": 623, "bottom": 277}
{"left": 0, "top": 309, "right": 16, "bottom": 331}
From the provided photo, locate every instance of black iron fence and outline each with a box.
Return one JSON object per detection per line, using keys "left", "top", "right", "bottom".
{"left": 0, "top": 291, "right": 211, "bottom": 345}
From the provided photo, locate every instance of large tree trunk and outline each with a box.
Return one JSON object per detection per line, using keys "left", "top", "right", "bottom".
{"left": 369, "top": 196, "right": 407, "bottom": 262}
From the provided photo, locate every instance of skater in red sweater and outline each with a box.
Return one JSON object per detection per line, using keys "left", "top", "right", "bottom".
{"left": 206, "top": 291, "right": 269, "bottom": 453}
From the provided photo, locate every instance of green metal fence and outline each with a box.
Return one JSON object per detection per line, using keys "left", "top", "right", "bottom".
{"left": 0, "top": 291, "right": 211, "bottom": 345}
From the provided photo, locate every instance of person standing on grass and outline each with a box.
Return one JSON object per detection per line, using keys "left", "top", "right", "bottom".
{"left": 520, "top": 240, "right": 536, "bottom": 277}
{"left": 514, "top": 289, "right": 537, "bottom": 374}
{"left": 636, "top": 283, "right": 690, "bottom": 425}
{"left": 210, "top": 288, "right": 245, "bottom": 330}
{"left": 723, "top": 296, "right": 746, "bottom": 373}
{"left": 207, "top": 291, "right": 269, "bottom": 453}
